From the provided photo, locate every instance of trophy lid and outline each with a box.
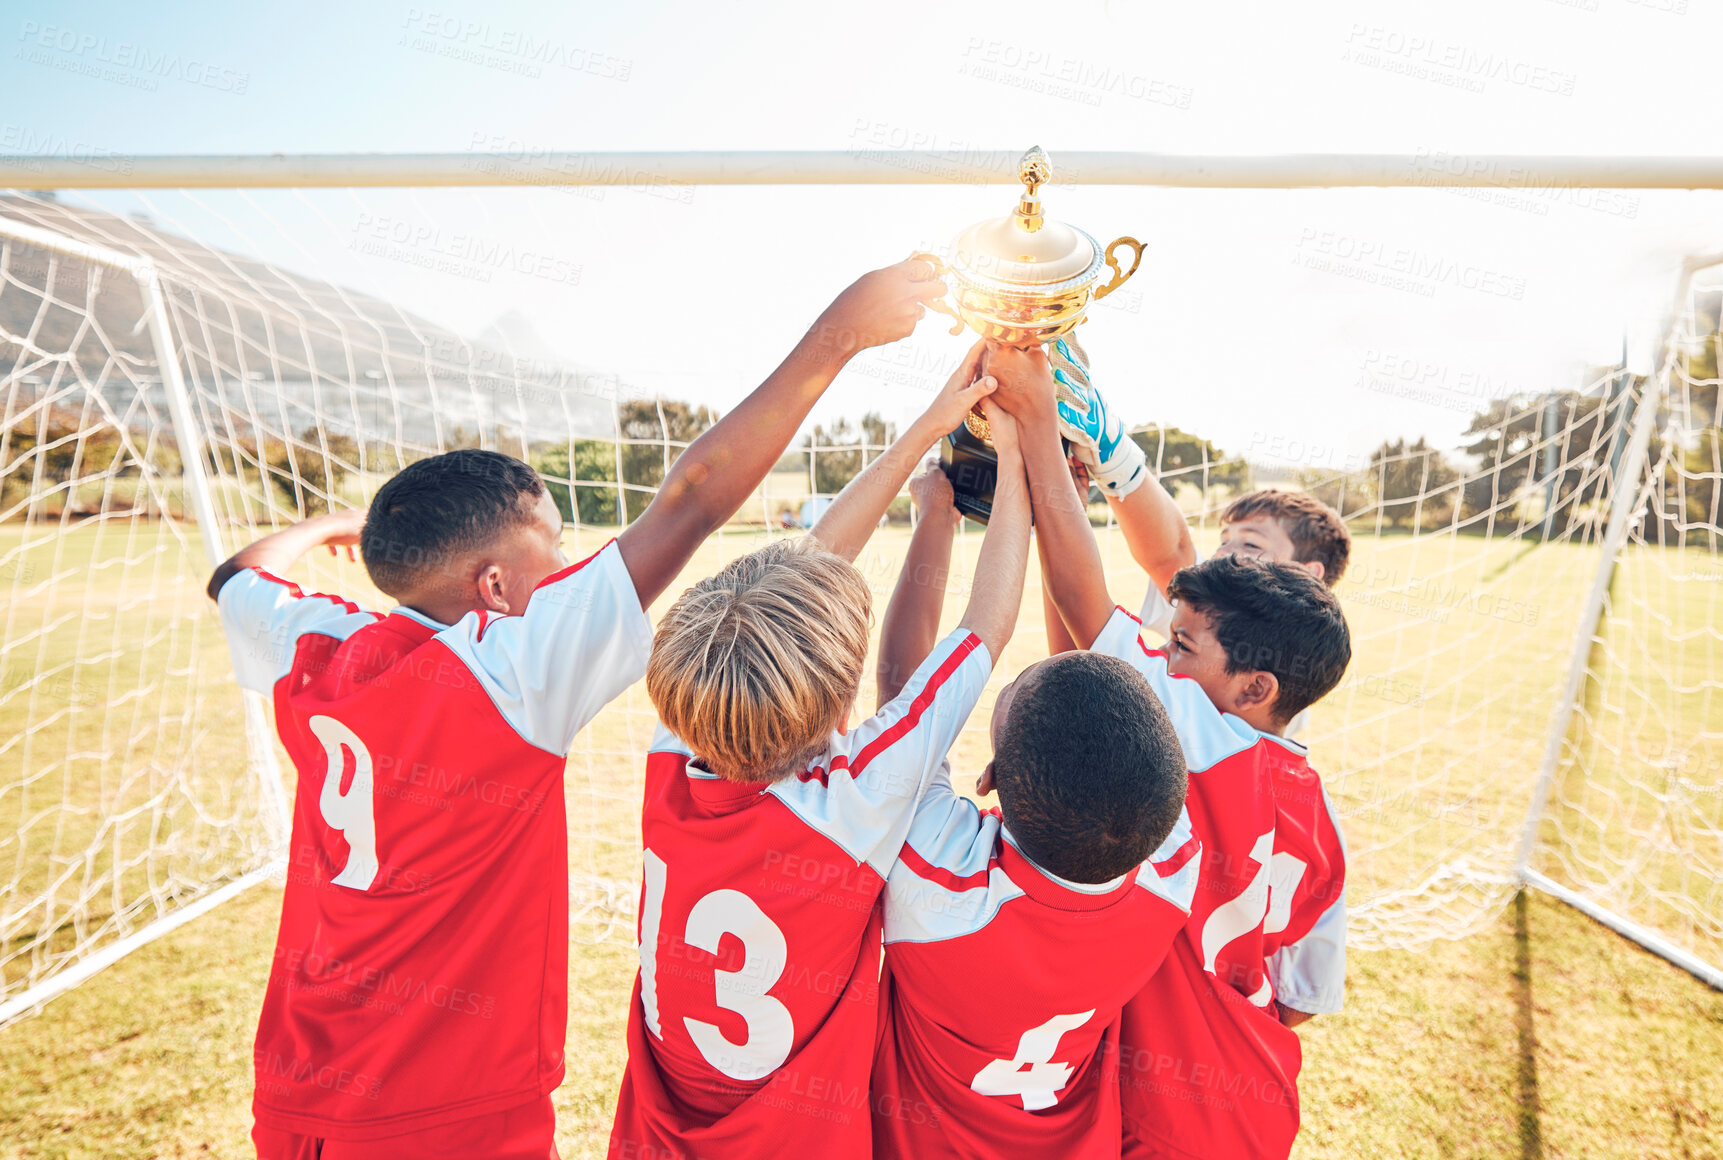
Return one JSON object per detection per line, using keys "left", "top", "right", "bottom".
{"left": 946, "top": 147, "right": 1101, "bottom": 289}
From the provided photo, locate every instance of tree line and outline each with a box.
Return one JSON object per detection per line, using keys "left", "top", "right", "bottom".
{"left": 4, "top": 389, "right": 1718, "bottom": 547}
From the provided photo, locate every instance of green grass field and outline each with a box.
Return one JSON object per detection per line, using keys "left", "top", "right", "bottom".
{"left": 2, "top": 518, "right": 1720, "bottom": 1157}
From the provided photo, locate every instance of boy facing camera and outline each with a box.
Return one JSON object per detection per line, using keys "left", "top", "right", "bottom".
{"left": 212, "top": 258, "right": 946, "bottom": 1160}
{"left": 1038, "top": 337, "right": 1350, "bottom": 733}
{"left": 608, "top": 353, "right": 1031, "bottom": 1159}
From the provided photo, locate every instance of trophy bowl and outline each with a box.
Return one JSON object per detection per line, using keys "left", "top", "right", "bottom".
{"left": 922, "top": 147, "right": 1144, "bottom": 522}
{"left": 912, "top": 146, "right": 1144, "bottom": 349}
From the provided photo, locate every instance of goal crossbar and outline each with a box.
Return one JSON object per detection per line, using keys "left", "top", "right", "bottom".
{"left": 4, "top": 152, "right": 1723, "bottom": 189}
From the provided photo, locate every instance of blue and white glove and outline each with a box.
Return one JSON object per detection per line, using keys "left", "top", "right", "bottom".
{"left": 1048, "top": 335, "right": 1147, "bottom": 498}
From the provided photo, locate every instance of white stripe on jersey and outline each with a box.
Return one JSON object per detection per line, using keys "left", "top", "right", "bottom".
{"left": 886, "top": 783, "right": 1200, "bottom": 946}
{"left": 1267, "top": 781, "right": 1348, "bottom": 1014}
{"left": 763, "top": 630, "right": 991, "bottom": 876}
{"left": 1136, "top": 806, "right": 1200, "bottom": 915}
{"left": 217, "top": 568, "right": 378, "bottom": 694}
{"left": 884, "top": 778, "right": 1021, "bottom": 946}
{"left": 1091, "top": 606, "right": 1261, "bottom": 773}
{"left": 647, "top": 631, "right": 993, "bottom": 877}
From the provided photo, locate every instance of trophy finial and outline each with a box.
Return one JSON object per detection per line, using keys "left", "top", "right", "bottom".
{"left": 1015, "top": 146, "right": 1052, "bottom": 233}
{"left": 1019, "top": 146, "right": 1052, "bottom": 197}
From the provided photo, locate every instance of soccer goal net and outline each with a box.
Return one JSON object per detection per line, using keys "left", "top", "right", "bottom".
{"left": 1, "top": 186, "right": 1718, "bottom": 1023}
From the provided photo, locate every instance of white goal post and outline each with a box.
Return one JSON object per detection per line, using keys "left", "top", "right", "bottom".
{"left": 1, "top": 158, "right": 1719, "bottom": 1027}
{"left": 0, "top": 211, "right": 292, "bottom": 1024}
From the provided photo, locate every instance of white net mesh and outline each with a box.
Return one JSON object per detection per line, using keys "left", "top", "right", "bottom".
{"left": 1527, "top": 269, "right": 1723, "bottom": 970}
{"left": 0, "top": 189, "right": 1717, "bottom": 1020}
{"left": 0, "top": 209, "right": 270, "bottom": 1010}
{"left": 1230, "top": 369, "right": 1650, "bottom": 948}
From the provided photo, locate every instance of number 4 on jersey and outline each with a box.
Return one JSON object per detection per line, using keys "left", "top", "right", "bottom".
{"left": 970, "top": 1010, "right": 1096, "bottom": 1111}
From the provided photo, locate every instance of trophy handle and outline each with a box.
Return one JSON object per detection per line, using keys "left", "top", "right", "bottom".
{"left": 908, "top": 251, "right": 966, "bottom": 336}
{"left": 1092, "top": 236, "right": 1146, "bottom": 300}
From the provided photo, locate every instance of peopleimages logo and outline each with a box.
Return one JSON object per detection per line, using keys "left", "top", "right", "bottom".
{"left": 957, "top": 38, "right": 1194, "bottom": 109}
{"left": 1341, "top": 25, "right": 1577, "bottom": 97}
{"left": 16, "top": 21, "right": 250, "bottom": 93}
{"left": 0, "top": 125, "right": 133, "bottom": 175}
{"left": 1408, "top": 149, "right": 1640, "bottom": 220}
{"left": 349, "top": 214, "right": 583, "bottom": 286}
{"left": 1294, "top": 229, "right": 1527, "bottom": 301}
{"left": 399, "top": 8, "right": 632, "bottom": 80}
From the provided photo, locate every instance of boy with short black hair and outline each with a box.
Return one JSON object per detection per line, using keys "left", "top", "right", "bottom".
{"left": 1039, "top": 338, "right": 1351, "bottom": 663}
{"left": 212, "top": 258, "right": 947, "bottom": 1159}
{"left": 609, "top": 349, "right": 1031, "bottom": 1159}
{"left": 1160, "top": 554, "right": 1351, "bottom": 737}
{"left": 988, "top": 342, "right": 1352, "bottom": 1160}
{"left": 867, "top": 447, "right": 1199, "bottom": 1160}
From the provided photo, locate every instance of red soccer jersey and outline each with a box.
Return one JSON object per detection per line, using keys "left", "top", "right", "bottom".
{"left": 218, "top": 541, "right": 652, "bottom": 1140}
{"left": 1092, "top": 608, "right": 1348, "bottom": 1160}
{"left": 609, "top": 630, "right": 993, "bottom": 1160}
{"left": 870, "top": 779, "right": 1199, "bottom": 1160}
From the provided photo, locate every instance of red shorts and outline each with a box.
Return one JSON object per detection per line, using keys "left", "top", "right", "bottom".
{"left": 252, "top": 1095, "right": 558, "bottom": 1160}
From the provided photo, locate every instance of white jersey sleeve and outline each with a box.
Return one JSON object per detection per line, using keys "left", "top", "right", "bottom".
{"left": 1268, "top": 893, "right": 1346, "bottom": 1014}
{"left": 436, "top": 539, "right": 653, "bottom": 756}
{"left": 1090, "top": 606, "right": 1260, "bottom": 772}
{"left": 1267, "top": 784, "right": 1348, "bottom": 1014}
{"left": 216, "top": 568, "right": 379, "bottom": 694}
{"left": 768, "top": 629, "right": 992, "bottom": 876}
{"left": 1137, "top": 805, "right": 1201, "bottom": 915}
{"left": 883, "top": 775, "right": 1016, "bottom": 945}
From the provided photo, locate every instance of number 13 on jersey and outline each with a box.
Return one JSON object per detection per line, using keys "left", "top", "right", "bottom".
{"left": 639, "top": 849, "right": 795, "bottom": 1082}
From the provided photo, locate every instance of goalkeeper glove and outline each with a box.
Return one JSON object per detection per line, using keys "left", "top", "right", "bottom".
{"left": 1047, "top": 334, "right": 1147, "bottom": 498}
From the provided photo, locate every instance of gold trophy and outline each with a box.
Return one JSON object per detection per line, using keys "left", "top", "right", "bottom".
{"left": 912, "top": 146, "right": 1146, "bottom": 522}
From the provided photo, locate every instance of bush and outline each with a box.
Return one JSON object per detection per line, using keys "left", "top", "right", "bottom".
{"left": 1370, "top": 437, "right": 1461, "bottom": 530}
{"left": 803, "top": 413, "right": 897, "bottom": 495}
{"left": 2, "top": 415, "right": 130, "bottom": 519}
{"left": 1130, "top": 425, "right": 1250, "bottom": 495}
{"left": 1296, "top": 469, "right": 1374, "bottom": 521}
{"left": 616, "top": 399, "right": 715, "bottom": 522}
{"left": 262, "top": 429, "right": 358, "bottom": 517}
{"left": 533, "top": 440, "right": 623, "bottom": 526}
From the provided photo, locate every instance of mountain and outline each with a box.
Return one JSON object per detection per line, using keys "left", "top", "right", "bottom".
{"left": 0, "top": 194, "right": 615, "bottom": 445}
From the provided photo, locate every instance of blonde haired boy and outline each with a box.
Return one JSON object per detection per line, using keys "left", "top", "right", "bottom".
{"left": 609, "top": 347, "right": 1033, "bottom": 1160}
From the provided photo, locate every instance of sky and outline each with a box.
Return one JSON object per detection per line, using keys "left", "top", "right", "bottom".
{"left": 4, "top": 0, "right": 1723, "bottom": 469}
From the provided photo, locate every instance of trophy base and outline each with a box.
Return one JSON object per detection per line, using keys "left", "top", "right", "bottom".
{"left": 939, "top": 422, "right": 998, "bottom": 525}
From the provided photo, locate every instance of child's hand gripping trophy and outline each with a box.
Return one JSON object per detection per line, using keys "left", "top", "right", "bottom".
{"left": 983, "top": 337, "right": 1146, "bottom": 497}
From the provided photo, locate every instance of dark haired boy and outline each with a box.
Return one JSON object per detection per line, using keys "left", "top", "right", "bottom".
{"left": 866, "top": 452, "right": 1198, "bottom": 1160}
{"left": 1135, "top": 487, "right": 1351, "bottom": 645}
{"left": 987, "top": 344, "right": 1352, "bottom": 1160}
{"left": 1041, "top": 340, "right": 1350, "bottom": 740}
{"left": 209, "top": 260, "right": 948, "bottom": 1159}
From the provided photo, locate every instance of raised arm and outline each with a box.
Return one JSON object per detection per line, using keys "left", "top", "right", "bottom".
{"left": 1106, "top": 467, "right": 1196, "bottom": 597}
{"left": 205, "top": 507, "right": 367, "bottom": 601}
{"left": 984, "top": 344, "right": 1114, "bottom": 648}
{"left": 1041, "top": 457, "right": 1091, "bottom": 655}
{"left": 954, "top": 399, "right": 1031, "bottom": 662}
{"left": 877, "top": 461, "right": 962, "bottom": 707}
{"left": 617, "top": 257, "right": 947, "bottom": 607}
{"left": 809, "top": 341, "right": 992, "bottom": 562}
{"left": 1044, "top": 338, "right": 1194, "bottom": 596}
